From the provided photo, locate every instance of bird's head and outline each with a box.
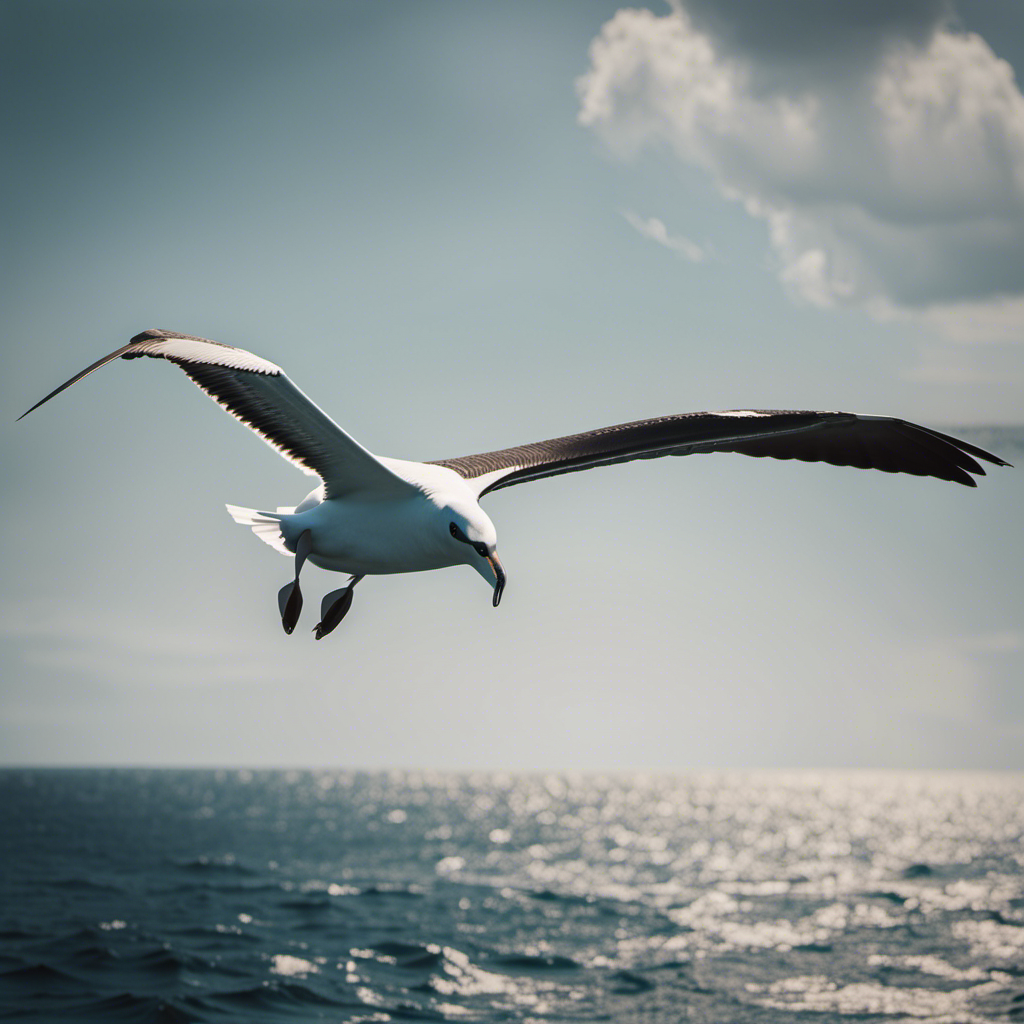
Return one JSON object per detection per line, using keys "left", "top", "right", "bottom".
{"left": 446, "top": 507, "right": 506, "bottom": 607}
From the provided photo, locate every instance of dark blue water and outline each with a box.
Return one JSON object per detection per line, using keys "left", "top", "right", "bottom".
{"left": 1, "top": 770, "right": 1022, "bottom": 1023}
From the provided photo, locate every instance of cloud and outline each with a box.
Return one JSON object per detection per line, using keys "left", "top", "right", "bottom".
{"left": 578, "top": 2, "right": 1024, "bottom": 340}
{"left": 622, "top": 209, "right": 705, "bottom": 261}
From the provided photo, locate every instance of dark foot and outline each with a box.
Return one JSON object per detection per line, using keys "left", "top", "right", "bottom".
{"left": 313, "top": 586, "right": 354, "bottom": 639}
{"left": 278, "top": 580, "right": 303, "bottom": 634}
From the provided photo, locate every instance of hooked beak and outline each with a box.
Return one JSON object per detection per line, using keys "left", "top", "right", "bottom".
{"left": 486, "top": 552, "right": 506, "bottom": 607}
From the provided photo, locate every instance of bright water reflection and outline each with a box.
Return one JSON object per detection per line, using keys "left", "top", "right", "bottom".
{"left": 1, "top": 769, "right": 1021, "bottom": 1022}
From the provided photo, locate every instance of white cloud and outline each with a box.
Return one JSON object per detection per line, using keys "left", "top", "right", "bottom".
{"left": 578, "top": 3, "right": 1024, "bottom": 341}
{"left": 622, "top": 209, "right": 705, "bottom": 261}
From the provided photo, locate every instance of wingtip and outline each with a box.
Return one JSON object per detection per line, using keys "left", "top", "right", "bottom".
{"left": 17, "top": 394, "right": 54, "bottom": 421}
{"left": 17, "top": 340, "right": 140, "bottom": 421}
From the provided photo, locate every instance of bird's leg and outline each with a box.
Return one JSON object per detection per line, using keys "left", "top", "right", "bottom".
{"left": 278, "top": 529, "right": 313, "bottom": 634}
{"left": 313, "top": 575, "right": 364, "bottom": 640}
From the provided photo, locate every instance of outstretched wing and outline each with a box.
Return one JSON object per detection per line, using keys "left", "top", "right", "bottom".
{"left": 430, "top": 409, "right": 1011, "bottom": 497}
{"left": 20, "top": 328, "right": 414, "bottom": 498}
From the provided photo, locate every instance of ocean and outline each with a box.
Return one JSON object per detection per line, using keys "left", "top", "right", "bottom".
{"left": 1, "top": 769, "right": 1021, "bottom": 1023}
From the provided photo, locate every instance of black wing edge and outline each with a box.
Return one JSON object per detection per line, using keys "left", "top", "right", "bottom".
{"left": 429, "top": 410, "right": 1012, "bottom": 496}
{"left": 16, "top": 328, "right": 349, "bottom": 484}
{"left": 17, "top": 329, "right": 239, "bottom": 421}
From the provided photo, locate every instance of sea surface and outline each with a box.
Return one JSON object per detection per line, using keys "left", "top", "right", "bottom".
{"left": 1, "top": 770, "right": 1022, "bottom": 1023}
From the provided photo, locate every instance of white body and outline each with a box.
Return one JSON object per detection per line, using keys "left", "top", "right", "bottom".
{"left": 238, "top": 460, "right": 500, "bottom": 585}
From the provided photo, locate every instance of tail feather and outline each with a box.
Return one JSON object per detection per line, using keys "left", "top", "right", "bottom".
{"left": 225, "top": 504, "right": 291, "bottom": 556}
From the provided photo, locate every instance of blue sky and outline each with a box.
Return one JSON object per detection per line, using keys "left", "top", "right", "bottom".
{"left": 2, "top": 1, "right": 1022, "bottom": 769}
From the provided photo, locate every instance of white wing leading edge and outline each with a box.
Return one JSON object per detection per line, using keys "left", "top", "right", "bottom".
{"left": 19, "top": 329, "right": 415, "bottom": 499}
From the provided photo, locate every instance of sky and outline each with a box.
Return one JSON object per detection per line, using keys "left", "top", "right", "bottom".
{"left": 2, "top": 0, "right": 1022, "bottom": 771}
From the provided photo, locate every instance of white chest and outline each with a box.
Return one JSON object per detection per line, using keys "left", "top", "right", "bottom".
{"left": 284, "top": 494, "right": 459, "bottom": 576}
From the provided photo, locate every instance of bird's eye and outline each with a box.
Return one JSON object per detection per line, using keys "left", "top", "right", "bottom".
{"left": 449, "top": 522, "right": 486, "bottom": 555}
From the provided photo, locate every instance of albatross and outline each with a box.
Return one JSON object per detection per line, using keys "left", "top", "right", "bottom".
{"left": 20, "top": 328, "right": 1010, "bottom": 638}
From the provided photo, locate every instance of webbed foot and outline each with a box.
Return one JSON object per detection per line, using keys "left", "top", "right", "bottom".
{"left": 313, "top": 586, "right": 354, "bottom": 639}
{"left": 278, "top": 580, "right": 303, "bottom": 634}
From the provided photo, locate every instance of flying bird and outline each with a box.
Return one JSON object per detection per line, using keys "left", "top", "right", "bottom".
{"left": 20, "top": 329, "right": 1010, "bottom": 638}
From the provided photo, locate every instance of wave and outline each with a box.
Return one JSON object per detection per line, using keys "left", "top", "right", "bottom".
{"left": 69, "top": 992, "right": 202, "bottom": 1024}
{"left": 3, "top": 769, "right": 1021, "bottom": 1023}
{"left": 206, "top": 979, "right": 355, "bottom": 1013}
{"left": 175, "top": 855, "right": 258, "bottom": 876}
{"left": 488, "top": 952, "right": 582, "bottom": 972}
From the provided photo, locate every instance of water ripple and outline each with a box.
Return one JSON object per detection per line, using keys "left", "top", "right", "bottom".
{"left": 0, "top": 768, "right": 1020, "bottom": 1022}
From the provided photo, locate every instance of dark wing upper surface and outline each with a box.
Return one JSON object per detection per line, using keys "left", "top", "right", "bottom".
{"left": 19, "top": 329, "right": 414, "bottom": 498}
{"left": 430, "top": 409, "right": 1011, "bottom": 497}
